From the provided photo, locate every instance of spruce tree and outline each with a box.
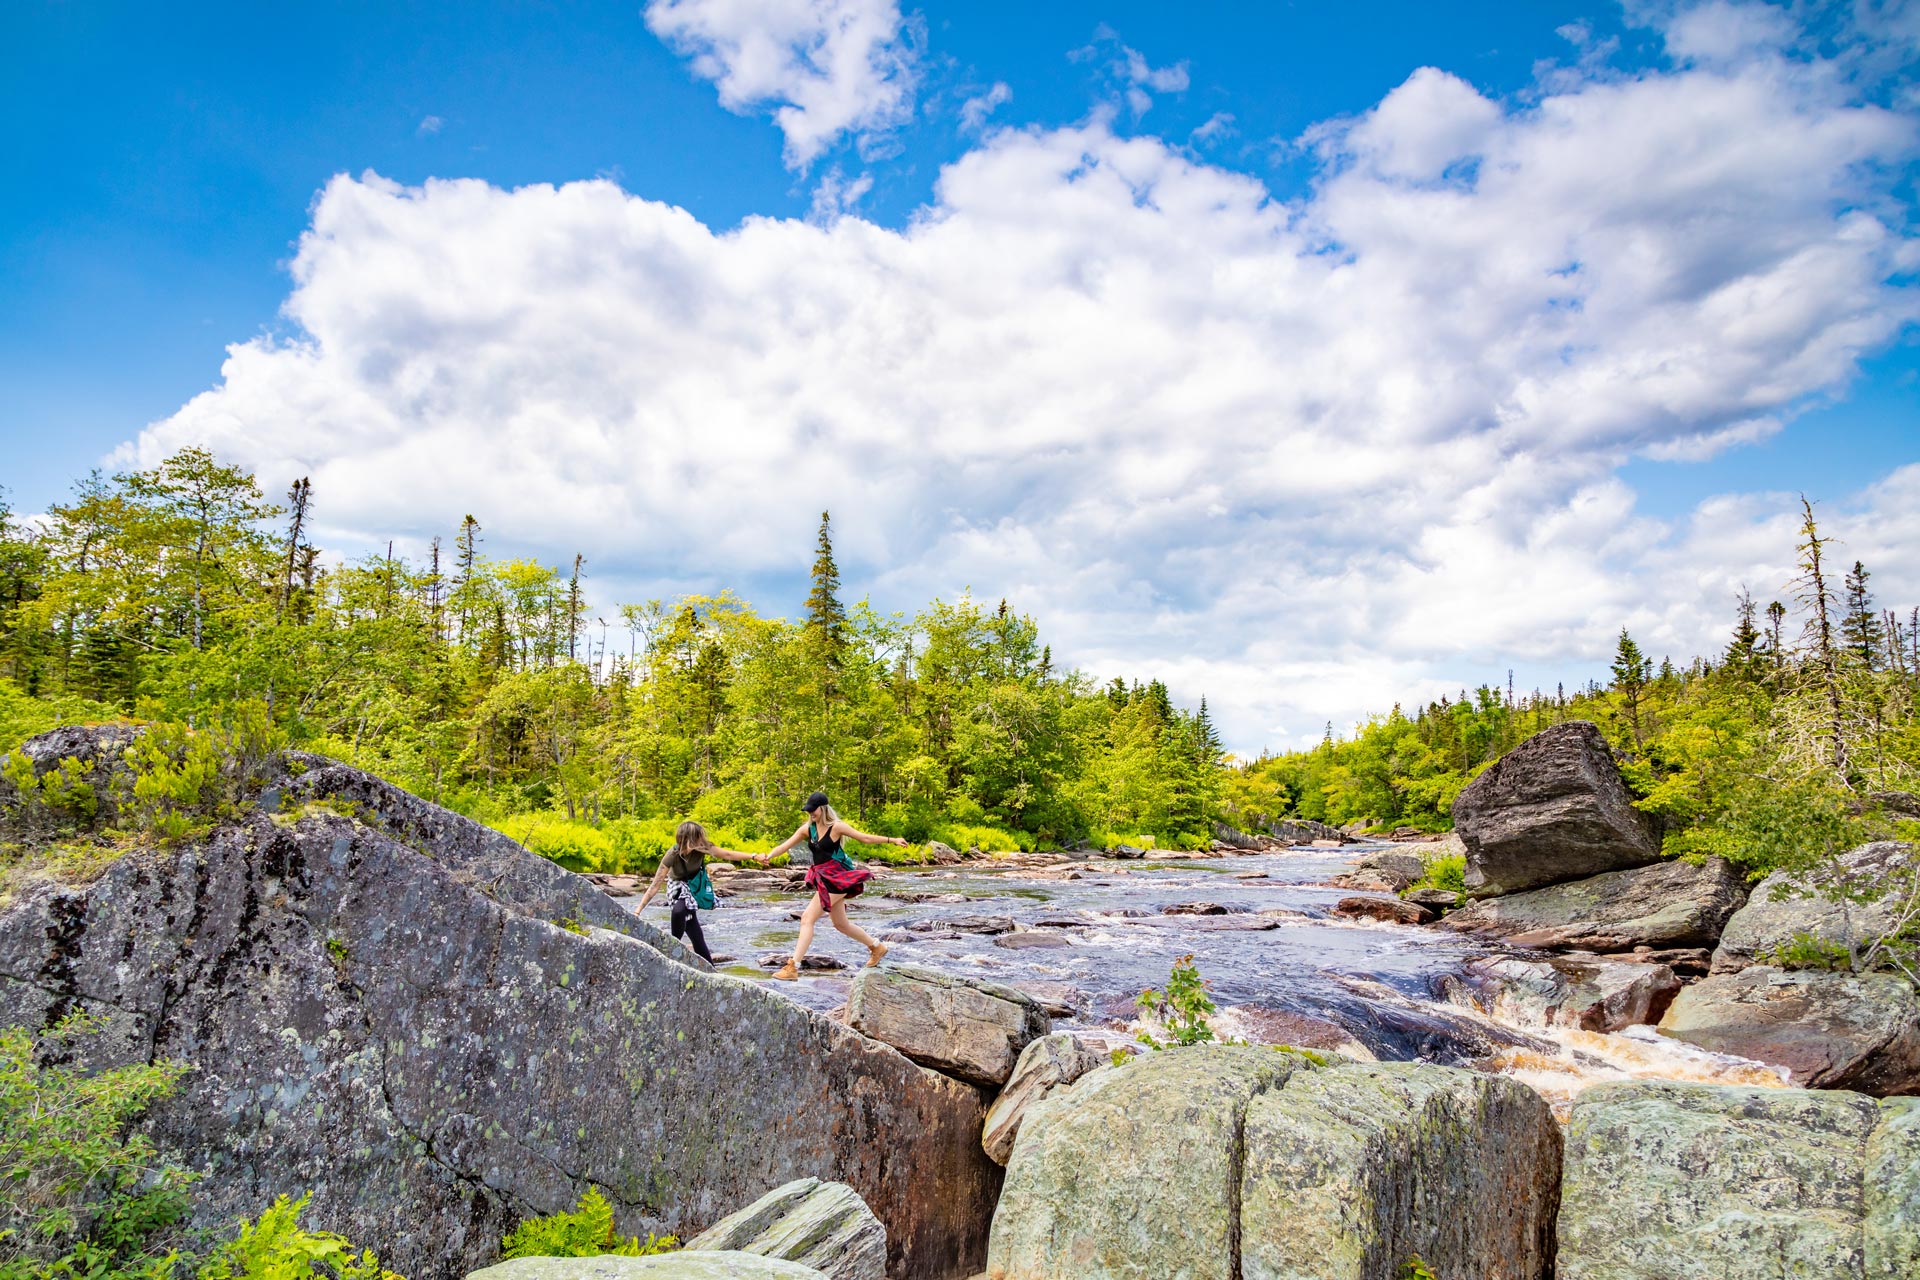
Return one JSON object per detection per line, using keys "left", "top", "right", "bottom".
{"left": 1725, "top": 588, "right": 1763, "bottom": 682}
{"left": 1793, "top": 496, "right": 1847, "bottom": 775}
{"left": 1610, "top": 628, "right": 1651, "bottom": 748}
{"left": 279, "top": 477, "right": 311, "bottom": 620}
{"left": 804, "top": 511, "right": 847, "bottom": 671}
{"left": 1840, "top": 560, "right": 1883, "bottom": 666}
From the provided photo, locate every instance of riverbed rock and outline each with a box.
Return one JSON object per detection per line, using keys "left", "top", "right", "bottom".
{"left": 683, "top": 1178, "right": 884, "bottom": 1280}
{"left": 991, "top": 931, "right": 1070, "bottom": 950}
{"left": 1333, "top": 895, "right": 1435, "bottom": 925}
{"left": 1558, "top": 1080, "right": 1920, "bottom": 1280}
{"left": 1711, "top": 842, "right": 1916, "bottom": 974}
{"left": 847, "top": 962, "right": 1050, "bottom": 1086}
{"left": 1350, "top": 848, "right": 1426, "bottom": 889}
{"left": 1405, "top": 887, "right": 1460, "bottom": 910}
{"left": 1453, "top": 721, "right": 1661, "bottom": 897}
{"left": 469, "top": 1256, "right": 827, "bottom": 1280}
{"left": 0, "top": 728, "right": 999, "bottom": 1280}
{"left": 1437, "top": 954, "right": 1681, "bottom": 1033}
{"left": 986, "top": 1048, "right": 1560, "bottom": 1280}
{"left": 1657, "top": 966, "right": 1920, "bottom": 1095}
{"left": 1438, "top": 856, "right": 1746, "bottom": 952}
{"left": 981, "top": 1033, "right": 1106, "bottom": 1165}
{"left": 908, "top": 913, "right": 1015, "bottom": 935}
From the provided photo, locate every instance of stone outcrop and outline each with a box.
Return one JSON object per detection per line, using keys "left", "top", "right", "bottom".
{"left": 1558, "top": 1081, "right": 1920, "bottom": 1280}
{"left": 469, "top": 1256, "right": 826, "bottom": 1280}
{"left": 0, "top": 729, "right": 999, "bottom": 1280}
{"left": 1333, "top": 895, "right": 1434, "bottom": 925}
{"left": 980, "top": 1033, "right": 1105, "bottom": 1166}
{"left": 1268, "top": 817, "right": 1350, "bottom": 845}
{"left": 1657, "top": 966, "right": 1920, "bottom": 1095}
{"left": 1711, "top": 842, "right": 1916, "bottom": 974}
{"left": 1435, "top": 954, "right": 1681, "bottom": 1033}
{"left": 846, "top": 962, "right": 1050, "bottom": 1086}
{"left": 683, "top": 1179, "right": 884, "bottom": 1280}
{"left": 1438, "top": 856, "right": 1746, "bottom": 952}
{"left": 986, "top": 1047, "right": 1561, "bottom": 1280}
{"left": 1452, "top": 721, "right": 1660, "bottom": 897}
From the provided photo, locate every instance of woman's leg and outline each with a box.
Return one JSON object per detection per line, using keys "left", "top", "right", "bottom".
{"left": 790, "top": 895, "right": 826, "bottom": 965}
{"left": 672, "top": 900, "right": 714, "bottom": 963}
{"left": 827, "top": 896, "right": 878, "bottom": 949}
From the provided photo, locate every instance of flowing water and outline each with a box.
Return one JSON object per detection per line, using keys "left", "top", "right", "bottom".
{"left": 629, "top": 845, "right": 1785, "bottom": 1116}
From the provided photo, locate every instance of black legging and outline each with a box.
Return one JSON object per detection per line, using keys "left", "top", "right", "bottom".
{"left": 670, "top": 899, "right": 713, "bottom": 963}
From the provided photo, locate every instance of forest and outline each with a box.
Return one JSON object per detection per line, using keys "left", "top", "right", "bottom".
{"left": 1, "top": 447, "right": 1914, "bottom": 882}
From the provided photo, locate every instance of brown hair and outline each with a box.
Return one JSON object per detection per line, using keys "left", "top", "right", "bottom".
{"left": 673, "top": 820, "right": 714, "bottom": 861}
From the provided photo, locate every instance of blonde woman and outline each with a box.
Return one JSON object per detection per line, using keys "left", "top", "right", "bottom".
{"left": 765, "top": 791, "right": 907, "bottom": 980}
{"left": 636, "top": 820, "right": 765, "bottom": 964}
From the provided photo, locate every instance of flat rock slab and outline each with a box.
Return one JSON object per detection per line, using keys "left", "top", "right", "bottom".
{"left": 468, "top": 1254, "right": 826, "bottom": 1280}
{"left": 1657, "top": 966, "right": 1920, "bottom": 1095}
{"left": 981, "top": 1033, "right": 1107, "bottom": 1166}
{"left": 1559, "top": 1081, "right": 1920, "bottom": 1280}
{"left": 986, "top": 1047, "right": 1561, "bottom": 1280}
{"left": 685, "top": 1178, "right": 884, "bottom": 1280}
{"left": 1711, "top": 842, "right": 1915, "bottom": 974}
{"left": 1438, "top": 857, "right": 1746, "bottom": 952}
{"left": 1453, "top": 721, "right": 1660, "bottom": 897}
{"left": 848, "top": 962, "right": 1051, "bottom": 1086}
{"left": 1333, "top": 895, "right": 1435, "bottom": 925}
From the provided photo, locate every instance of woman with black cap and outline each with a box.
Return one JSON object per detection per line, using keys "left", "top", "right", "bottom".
{"left": 763, "top": 791, "right": 907, "bottom": 980}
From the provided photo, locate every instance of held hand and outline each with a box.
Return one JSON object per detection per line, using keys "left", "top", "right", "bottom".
{"left": 894, "top": 837, "right": 908, "bottom": 847}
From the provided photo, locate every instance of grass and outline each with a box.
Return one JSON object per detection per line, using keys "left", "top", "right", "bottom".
{"left": 1404, "top": 851, "right": 1466, "bottom": 895}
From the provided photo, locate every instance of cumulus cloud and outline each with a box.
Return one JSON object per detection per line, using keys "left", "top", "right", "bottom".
{"left": 128, "top": 12, "right": 1920, "bottom": 751}
{"left": 959, "top": 81, "right": 1012, "bottom": 133}
{"left": 644, "top": 0, "right": 918, "bottom": 168}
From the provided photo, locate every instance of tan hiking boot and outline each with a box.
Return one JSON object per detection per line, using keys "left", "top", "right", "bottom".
{"left": 771, "top": 960, "right": 799, "bottom": 981}
{"left": 866, "top": 943, "right": 889, "bottom": 968}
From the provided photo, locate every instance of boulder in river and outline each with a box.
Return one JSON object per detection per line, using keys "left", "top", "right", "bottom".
{"left": 682, "top": 1178, "right": 884, "bottom": 1280}
{"left": 469, "top": 1256, "right": 827, "bottom": 1280}
{"left": 0, "top": 728, "right": 998, "bottom": 1280}
{"left": 1436, "top": 954, "right": 1680, "bottom": 1033}
{"left": 986, "top": 1046, "right": 1560, "bottom": 1280}
{"left": 1452, "top": 720, "right": 1661, "bottom": 897}
{"left": 846, "top": 962, "right": 1050, "bottom": 1086}
{"left": 1711, "top": 841, "right": 1916, "bottom": 974}
{"left": 1438, "top": 856, "right": 1746, "bottom": 952}
{"left": 1657, "top": 965, "right": 1920, "bottom": 1095}
{"left": 1558, "top": 1080, "right": 1918, "bottom": 1280}
{"left": 981, "top": 1033, "right": 1106, "bottom": 1165}
{"left": 1333, "top": 895, "right": 1435, "bottom": 925}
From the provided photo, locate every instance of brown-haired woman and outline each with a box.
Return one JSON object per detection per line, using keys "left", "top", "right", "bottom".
{"left": 763, "top": 790, "right": 908, "bottom": 980}
{"left": 636, "top": 820, "right": 765, "bottom": 964}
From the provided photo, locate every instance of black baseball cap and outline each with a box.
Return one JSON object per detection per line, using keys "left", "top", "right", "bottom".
{"left": 803, "top": 791, "right": 830, "bottom": 813}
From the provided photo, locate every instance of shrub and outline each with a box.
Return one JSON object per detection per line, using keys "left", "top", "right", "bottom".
{"left": 1761, "top": 931, "right": 1854, "bottom": 972}
{"left": 198, "top": 1194, "right": 402, "bottom": 1280}
{"left": 1137, "top": 955, "right": 1218, "bottom": 1049}
{"left": 0, "top": 1016, "right": 196, "bottom": 1278}
{"left": 499, "top": 1189, "right": 675, "bottom": 1260}
{"left": 1407, "top": 852, "right": 1465, "bottom": 895}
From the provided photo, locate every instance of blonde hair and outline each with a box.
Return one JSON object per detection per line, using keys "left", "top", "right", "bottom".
{"left": 673, "top": 820, "right": 713, "bottom": 859}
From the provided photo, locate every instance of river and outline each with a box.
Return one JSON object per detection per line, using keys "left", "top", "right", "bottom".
{"left": 629, "top": 843, "right": 1785, "bottom": 1115}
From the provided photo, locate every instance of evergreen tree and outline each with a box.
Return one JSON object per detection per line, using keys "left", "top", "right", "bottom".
{"left": 1841, "top": 560, "right": 1884, "bottom": 667}
{"left": 1725, "top": 588, "right": 1763, "bottom": 682}
{"left": 1610, "top": 628, "right": 1652, "bottom": 748}
{"left": 1794, "top": 497, "right": 1848, "bottom": 775}
{"left": 804, "top": 511, "right": 847, "bottom": 670}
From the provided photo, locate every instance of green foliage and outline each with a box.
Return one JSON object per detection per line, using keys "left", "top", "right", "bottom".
{"left": 123, "top": 707, "right": 285, "bottom": 844}
{"left": 197, "top": 1194, "right": 403, "bottom": 1280}
{"left": 3, "top": 754, "right": 98, "bottom": 835}
{"left": 1108, "top": 1047, "right": 1136, "bottom": 1068}
{"left": 1271, "top": 1044, "right": 1332, "bottom": 1067}
{"left": 1760, "top": 931, "right": 1854, "bottom": 972}
{"left": 1406, "top": 852, "right": 1465, "bottom": 895}
{"left": 1399, "top": 1258, "right": 1438, "bottom": 1280}
{"left": 0, "top": 1017, "right": 196, "bottom": 1279}
{"left": 1137, "top": 955, "right": 1218, "bottom": 1049}
{"left": 499, "top": 1189, "right": 675, "bottom": 1260}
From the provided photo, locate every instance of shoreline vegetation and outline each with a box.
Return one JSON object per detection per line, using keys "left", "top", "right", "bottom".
{"left": 0, "top": 450, "right": 1915, "bottom": 910}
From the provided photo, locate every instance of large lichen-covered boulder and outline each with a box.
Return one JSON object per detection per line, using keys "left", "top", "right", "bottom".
{"left": 683, "top": 1179, "right": 884, "bottom": 1280}
{"left": 468, "top": 1255, "right": 827, "bottom": 1280}
{"left": 1711, "top": 842, "right": 1915, "bottom": 974}
{"left": 981, "top": 1033, "right": 1105, "bottom": 1165}
{"left": 1657, "top": 966, "right": 1920, "bottom": 1095}
{"left": 0, "top": 730, "right": 999, "bottom": 1280}
{"left": 847, "top": 962, "right": 1050, "bottom": 1086}
{"left": 1558, "top": 1081, "right": 1920, "bottom": 1280}
{"left": 986, "top": 1047, "right": 1561, "bottom": 1280}
{"left": 1436, "top": 954, "right": 1681, "bottom": 1033}
{"left": 1438, "top": 857, "right": 1745, "bottom": 952}
{"left": 1452, "top": 721, "right": 1661, "bottom": 898}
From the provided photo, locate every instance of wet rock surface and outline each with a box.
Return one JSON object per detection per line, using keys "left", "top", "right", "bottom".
{"left": 1334, "top": 895, "right": 1435, "bottom": 925}
{"left": 1657, "top": 966, "right": 1920, "bottom": 1095}
{"left": 846, "top": 962, "right": 1051, "bottom": 1085}
{"left": 1558, "top": 1080, "right": 1918, "bottom": 1280}
{"left": 683, "top": 1178, "right": 884, "bottom": 1280}
{"left": 1453, "top": 721, "right": 1661, "bottom": 897}
{"left": 1438, "top": 953, "right": 1682, "bottom": 1033}
{"left": 1438, "top": 856, "right": 1746, "bottom": 952}
{"left": 0, "top": 730, "right": 998, "bottom": 1280}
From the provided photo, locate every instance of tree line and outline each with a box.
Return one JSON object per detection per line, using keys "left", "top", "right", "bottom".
{"left": 0, "top": 448, "right": 1226, "bottom": 862}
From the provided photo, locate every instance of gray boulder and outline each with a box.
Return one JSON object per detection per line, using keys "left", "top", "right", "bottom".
{"left": 981, "top": 1033, "right": 1105, "bottom": 1165}
{"left": 1437, "top": 954, "right": 1681, "bottom": 1033}
{"left": 847, "top": 962, "right": 1050, "bottom": 1086}
{"left": 1712, "top": 842, "right": 1915, "bottom": 974}
{"left": 684, "top": 1179, "right": 883, "bottom": 1280}
{"left": 1558, "top": 1080, "right": 1920, "bottom": 1280}
{"left": 1452, "top": 721, "right": 1660, "bottom": 897}
{"left": 1438, "top": 856, "right": 1746, "bottom": 952}
{"left": 1350, "top": 849, "right": 1426, "bottom": 889}
{"left": 987, "top": 1047, "right": 1561, "bottom": 1280}
{"left": 0, "top": 729, "right": 998, "bottom": 1280}
{"left": 1657, "top": 966, "right": 1920, "bottom": 1095}
{"left": 469, "top": 1256, "right": 826, "bottom": 1280}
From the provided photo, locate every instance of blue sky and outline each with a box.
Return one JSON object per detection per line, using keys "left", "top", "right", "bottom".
{"left": 3, "top": 0, "right": 1918, "bottom": 751}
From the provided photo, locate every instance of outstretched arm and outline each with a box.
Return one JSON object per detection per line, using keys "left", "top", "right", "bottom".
{"left": 635, "top": 860, "right": 671, "bottom": 912}
{"left": 832, "top": 821, "right": 910, "bottom": 848}
{"left": 765, "top": 823, "right": 809, "bottom": 858}
{"left": 707, "top": 845, "right": 768, "bottom": 864}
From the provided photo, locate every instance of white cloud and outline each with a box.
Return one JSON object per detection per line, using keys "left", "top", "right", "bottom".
{"left": 644, "top": 0, "right": 918, "bottom": 169}
{"left": 959, "top": 81, "right": 1012, "bottom": 133}
{"left": 416, "top": 115, "right": 444, "bottom": 136}
{"left": 127, "top": 18, "right": 1920, "bottom": 752}
{"left": 1075, "top": 27, "right": 1190, "bottom": 117}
